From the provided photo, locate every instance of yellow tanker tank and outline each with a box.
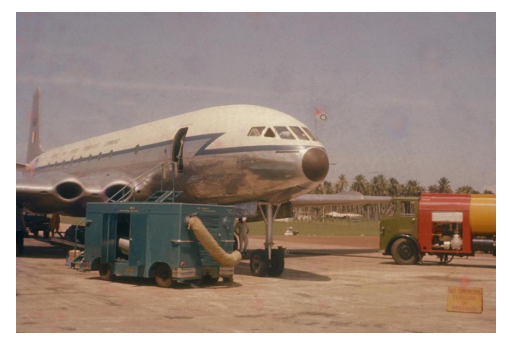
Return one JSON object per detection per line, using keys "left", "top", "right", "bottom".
{"left": 469, "top": 194, "right": 496, "bottom": 235}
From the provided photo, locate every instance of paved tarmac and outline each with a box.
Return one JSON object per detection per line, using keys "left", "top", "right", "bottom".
{"left": 17, "top": 235, "right": 496, "bottom": 333}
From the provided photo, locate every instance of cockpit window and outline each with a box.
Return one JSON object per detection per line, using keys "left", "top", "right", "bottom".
{"left": 302, "top": 127, "right": 318, "bottom": 141}
{"left": 274, "top": 126, "right": 295, "bottom": 140}
{"left": 290, "top": 126, "right": 310, "bottom": 140}
{"left": 264, "top": 128, "right": 276, "bottom": 138}
{"left": 247, "top": 127, "right": 265, "bottom": 137}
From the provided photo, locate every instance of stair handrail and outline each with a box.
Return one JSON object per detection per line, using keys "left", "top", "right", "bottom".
{"left": 106, "top": 163, "right": 165, "bottom": 203}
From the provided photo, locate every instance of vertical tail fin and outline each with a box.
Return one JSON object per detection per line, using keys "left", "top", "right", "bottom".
{"left": 26, "top": 88, "right": 43, "bottom": 163}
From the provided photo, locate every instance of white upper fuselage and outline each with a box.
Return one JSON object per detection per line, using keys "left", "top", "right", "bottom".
{"left": 33, "top": 105, "right": 323, "bottom": 168}
{"left": 22, "top": 105, "right": 329, "bottom": 216}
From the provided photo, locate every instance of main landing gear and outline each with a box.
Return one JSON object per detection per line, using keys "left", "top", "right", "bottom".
{"left": 249, "top": 203, "right": 285, "bottom": 277}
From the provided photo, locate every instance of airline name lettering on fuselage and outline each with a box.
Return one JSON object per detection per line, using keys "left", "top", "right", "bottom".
{"left": 84, "top": 143, "right": 100, "bottom": 151}
{"left": 104, "top": 139, "right": 120, "bottom": 146}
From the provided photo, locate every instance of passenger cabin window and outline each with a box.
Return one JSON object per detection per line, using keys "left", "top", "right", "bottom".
{"left": 400, "top": 201, "right": 415, "bottom": 216}
{"left": 247, "top": 127, "right": 265, "bottom": 137}
{"left": 290, "top": 126, "right": 310, "bottom": 140}
{"left": 302, "top": 127, "right": 318, "bottom": 141}
{"left": 384, "top": 201, "right": 397, "bottom": 217}
{"left": 264, "top": 128, "right": 276, "bottom": 138}
{"left": 274, "top": 126, "right": 295, "bottom": 139}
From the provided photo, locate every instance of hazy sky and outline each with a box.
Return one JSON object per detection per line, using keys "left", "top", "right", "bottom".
{"left": 16, "top": 13, "right": 496, "bottom": 192}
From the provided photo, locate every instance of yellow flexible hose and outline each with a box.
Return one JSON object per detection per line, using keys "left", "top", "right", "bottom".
{"left": 187, "top": 216, "right": 242, "bottom": 267}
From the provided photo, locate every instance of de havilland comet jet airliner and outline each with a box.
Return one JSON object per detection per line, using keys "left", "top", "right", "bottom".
{"left": 17, "top": 89, "right": 388, "bottom": 277}
{"left": 16, "top": 88, "right": 332, "bottom": 277}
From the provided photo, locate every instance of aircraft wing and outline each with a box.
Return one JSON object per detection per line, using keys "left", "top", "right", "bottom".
{"left": 16, "top": 170, "right": 147, "bottom": 216}
{"left": 290, "top": 191, "right": 391, "bottom": 207}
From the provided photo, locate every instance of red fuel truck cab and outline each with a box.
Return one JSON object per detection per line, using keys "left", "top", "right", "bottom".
{"left": 380, "top": 193, "right": 496, "bottom": 265}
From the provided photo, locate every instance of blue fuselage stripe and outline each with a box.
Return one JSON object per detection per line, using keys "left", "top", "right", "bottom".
{"left": 34, "top": 133, "right": 319, "bottom": 171}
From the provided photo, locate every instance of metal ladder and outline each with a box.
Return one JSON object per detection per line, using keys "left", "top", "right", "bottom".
{"left": 145, "top": 190, "right": 182, "bottom": 203}
{"left": 106, "top": 163, "right": 166, "bottom": 203}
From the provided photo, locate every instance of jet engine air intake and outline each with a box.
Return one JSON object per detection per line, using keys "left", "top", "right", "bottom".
{"left": 56, "top": 182, "right": 83, "bottom": 200}
{"left": 302, "top": 148, "right": 329, "bottom": 182}
{"left": 105, "top": 184, "right": 132, "bottom": 202}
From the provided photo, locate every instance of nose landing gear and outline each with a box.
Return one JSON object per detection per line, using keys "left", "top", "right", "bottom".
{"left": 249, "top": 203, "right": 285, "bottom": 277}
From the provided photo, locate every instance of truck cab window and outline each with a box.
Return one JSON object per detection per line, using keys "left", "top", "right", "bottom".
{"left": 290, "top": 126, "right": 310, "bottom": 140}
{"left": 383, "top": 201, "right": 397, "bottom": 217}
{"left": 400, "top": 201, "right": 415, "bottom": 216}
{"left": 274, "top": 126, "right": 295, "bottom": 139}
{"left": 247, "top": 127, "right": 265, "bottom": 137}
{"left": 264, "top": 128, "right": 276, "bottom": 138}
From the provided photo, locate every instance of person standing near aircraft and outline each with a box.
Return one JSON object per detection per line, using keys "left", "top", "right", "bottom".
{"left": 234, "top": 218, "right": 249, "bottom": 255}
{"left": 50, "top": 213, "right": 60, "bottom": 238}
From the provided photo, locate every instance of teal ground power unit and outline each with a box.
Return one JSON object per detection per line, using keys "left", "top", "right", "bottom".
{"left": 83, "top": 202, "right": 238, "bottom": 287}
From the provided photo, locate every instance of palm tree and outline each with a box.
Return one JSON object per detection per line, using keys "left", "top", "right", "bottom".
{"left": 371, "top": 174, "right": 388, "bottom": 196}
{"left": 428, "top": 184, "right": 439, "bottom": 193}
{"left": 456, "top": 186, "right": 479, "bottom": 194}
{"left": 351, "top": 174, "right": 369, "bottom": 194}
{"left": 335, "top": 174, "right": 349, "bottom": 193}
{"left": 404, "top": 179, "right": 425, "bottom": 197}
{"left": 388, "top": 178, "right": 400, "bottom": 197}
{"left": 437, "top": 177, "right": 453, "bottom": 193}
{"left": 323, "top": 180, "right": 335, "bottom": 194}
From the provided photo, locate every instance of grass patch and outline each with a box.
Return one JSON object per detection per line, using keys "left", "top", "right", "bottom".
{"left": 60, "top": 216, "right": 380, "bottom": 236}
{"left": 248, "top": 220, "right": 381, "bottom": 237}
{"left": 60, "top": 216, "right": 86, "bottom": 225}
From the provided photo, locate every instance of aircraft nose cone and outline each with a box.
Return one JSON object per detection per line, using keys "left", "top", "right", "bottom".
{"left": 302, "top": 148, "right": 329, "bottom": 182}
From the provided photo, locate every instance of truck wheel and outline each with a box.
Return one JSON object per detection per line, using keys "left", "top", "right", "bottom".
{"left": 268, "top": 249, "right": 285, "bottom": 277}
{"left": 154, "top": 264, "right": 173, "bottom": 288}
{"left": 391, "top": 238, "right": 419, "bottom": 265}
{"left": 43, "top": 230, "right": 50, "bottom": 239}
{"left": 250, "top": 249, "right": 268, "bottom": 277}
{"left": 99, "top": 263, "right": 114, "bottom": 281}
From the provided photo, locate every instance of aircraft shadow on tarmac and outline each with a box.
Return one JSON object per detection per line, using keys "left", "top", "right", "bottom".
{"left": 234, "top": 262, "right": 331, "bottom": 282}
{"left": 285, "top": 248, "right": 383, "bottom": 259}
{"left": 379, "top": 261, "right": 496, "bottom": 269}
{"left": 86, "top": 275, "right": 243, "bottom": 290}
{"left": 17, "top": 239, "right": 68, "bottom": 259}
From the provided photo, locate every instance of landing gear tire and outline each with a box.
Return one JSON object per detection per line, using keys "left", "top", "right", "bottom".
{"left": 98, "top": 263, "right": 114, "bottom": 281}
{"left": 391, "top": 238, "right": 419, "bottom": 265}
{"left": 268, "top": 248, "right": 285, "bottom": 277}
{"left": 250, "top": 249, "right": 268, "bottom": 277}
{"left": 154, "top": 264, "right": 173, "bottom": 288}
{"left": 202, "top": 276, "right": 219, "bottom": 285}
{"left": 222, "top": 276, "right": 233, "bottom": 284}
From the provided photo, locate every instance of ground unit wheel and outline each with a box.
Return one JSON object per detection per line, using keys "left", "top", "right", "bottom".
{"left": 155, "top": 264, "right": 173, "bottom": 288}
{"left": 268, "top": 248, "right": 285, "bottom": 277}
{"left": 250, "top": 249, "right": 268, "bottom": 277}
{"left": 222, "top": 276, "right": 233, "bottom": 284}
{"left": 391, "top": 238, "right": 419, "bottom": 265}
{"left": 202, "top": 276, "right": 219, "bottom": 285}
{"left": 43, "top": 228, "right": 50, "bottom": 239}
{"left": 98, "top": 263, "right": 114, "bottom": 281}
